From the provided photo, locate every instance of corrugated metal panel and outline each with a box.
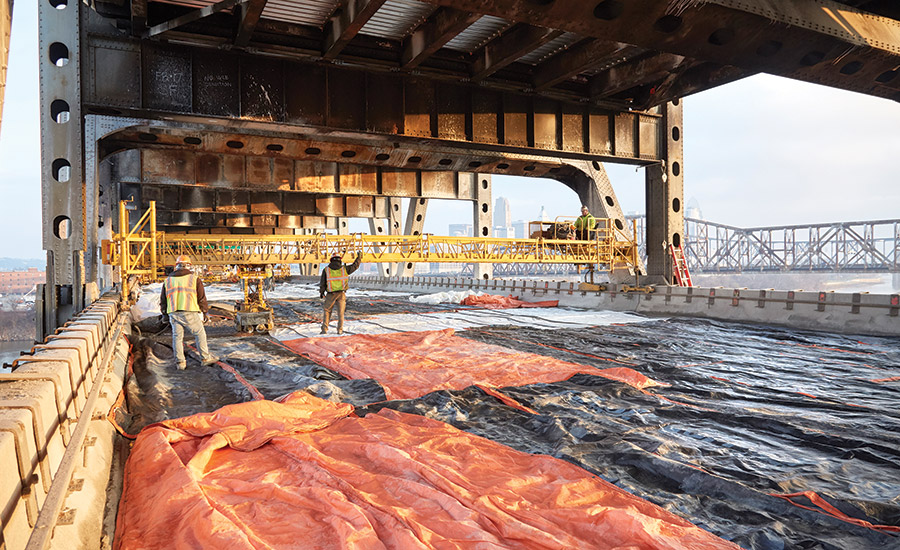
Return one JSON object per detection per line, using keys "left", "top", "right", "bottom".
{"left": 262, "top": 0, "right": 338, "bottom": 28}
{"left": 359, "top": 0, "right": 434, "bottom": 39}
{"left": 517, "top": 32, "right": 582, "bottom": 65}
{"left": 443, "top": 15, "right": 511, "bottom": 54}
{"left": 153, "top": 0, "right": 339, "bottom": 28}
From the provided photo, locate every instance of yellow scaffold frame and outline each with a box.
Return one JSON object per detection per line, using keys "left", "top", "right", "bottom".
{"left": 104, "top": 201, "right": 640, "bottom": 283}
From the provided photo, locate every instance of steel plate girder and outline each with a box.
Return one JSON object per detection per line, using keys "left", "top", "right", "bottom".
{"left": 417, "top": 0, "right": 900, "bottom": 103}
{"left": 83, "top": 34, "right": 665, "bottom": 164}
{"left": 401, "top": 7, "right": 481, "bottom": 68}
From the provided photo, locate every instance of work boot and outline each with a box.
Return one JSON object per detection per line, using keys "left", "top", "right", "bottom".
{"left": 320, "top": 328, "right": 328, "bottom": 334}
{"left": 337, "top": 329, "right": 344, "bottom": 335}
{"left": 176, "top": 363, "right": 187, "bottom": 371}
{"left": 201, "top": 356, "right": 218, "bottom": 367}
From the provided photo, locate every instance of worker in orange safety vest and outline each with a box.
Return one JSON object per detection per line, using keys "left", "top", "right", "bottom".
{"left": 160, "top": 254, "right": 217, "bottom": 370}
{"left": 319, "top": 252, "right": 362, "bottom": 334}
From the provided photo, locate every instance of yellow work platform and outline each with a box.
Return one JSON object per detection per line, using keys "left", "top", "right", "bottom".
{"left": 103, "top": 201, "right": 639, "bottom": 283}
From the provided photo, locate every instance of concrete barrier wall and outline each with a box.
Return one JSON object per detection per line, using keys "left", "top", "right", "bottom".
{"left": 341, "top": 276, "right": 900, "bottom": 337}
{"left": 0, "top": 296, "right": 128, "bottom": 550}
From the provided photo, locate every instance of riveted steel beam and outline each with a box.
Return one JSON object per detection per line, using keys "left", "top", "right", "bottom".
{"left": 590, "top": 52, "right": 685, "bottom": 100}
{"left": 146, "top": 0, "right": 241, "bottom": 38}
{"left": 402, "top": 7, "right": 481, "bottom": 69}
{"left": 40, "top": 0, "right": 85, "bottom": 331}
{"left": 644, "top": 101, "right": 683, "bottom": 284}
{"left": 532, "top": 39, "right": 637, "bottom": 92}
{"left": 83, "top": 35, "right": 663, "bottom": 163}
{"left": 472, "top": 24, "right": 564, "bottom": 81}
{"left": 647, "top": 61, "right": 749, "bottom": 108}
{"left": 234, "top": 0, "right": 268, "bottom": 47}
{"left": 472, "top": 174, "right": 492, "bottom": 279}
{"left": 130, "top": 0, "right": 148, "bottom": 36}
{"left": 417, "top": 0, "right": 900, "bottom": 104}
{"left": 323, "top": 0, "right": 390, "bottom": 60}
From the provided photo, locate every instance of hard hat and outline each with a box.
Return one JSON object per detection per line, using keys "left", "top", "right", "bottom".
{"left": 330, "top": 254, "right": 341, "bottom": 261}
{"left": 175, "top": 254, "right": 191, "bottom": 265}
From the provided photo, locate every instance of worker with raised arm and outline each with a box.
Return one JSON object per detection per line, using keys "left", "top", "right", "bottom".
{"left": 319, "top": 252, "right": 362, "bottom": 334}
{"left": 159, "top": 254, "right": 217, "bottom": 370}
{"left": 574, "top": 205, "right": 597, "bottom": 241}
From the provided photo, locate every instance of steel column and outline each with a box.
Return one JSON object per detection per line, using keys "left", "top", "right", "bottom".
{"left": 645, "top": 100, "right": 684, "bottom": 283}
{"left": 39, "top": 0, "right": 85, "bottom": 334}
{"left": 398, "top": 198, "right": 429, "bottom": 277}
{"left": 472, "top": 174, "right": 493, "bottom": 280}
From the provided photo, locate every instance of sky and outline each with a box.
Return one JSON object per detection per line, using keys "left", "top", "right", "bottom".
{"left": 1, "top": 1, "right": 899, "bottom": 258}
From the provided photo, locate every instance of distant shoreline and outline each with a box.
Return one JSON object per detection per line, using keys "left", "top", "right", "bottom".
{"left": 0, "top": 310, "right": 35, "bottom": 341}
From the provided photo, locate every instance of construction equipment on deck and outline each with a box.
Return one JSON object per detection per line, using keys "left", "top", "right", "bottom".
{"left": 670, "top": 244, "right": 693, "bottom": 287}
{"left": 235, "top": 267, "right": 275, "bottom": 333}
{"left": 104, "top": 202, "right": 642, "bottom": 288}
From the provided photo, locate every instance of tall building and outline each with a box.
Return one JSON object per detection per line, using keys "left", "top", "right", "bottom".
{"left": 494, "top": 197, "right": 511, "bottom": 228}
{"left": 539, "top": 206, "right": 550, "bottom": 222}
{"left": 686, "top": 197, "right": 703, "bottom": 220}
{"left": 512, "top": 220, "right": 528, "bottom": 239}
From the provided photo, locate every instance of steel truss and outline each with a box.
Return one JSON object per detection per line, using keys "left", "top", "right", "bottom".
{"left": 628, "top": 216, "right": 900, "bottom": 273}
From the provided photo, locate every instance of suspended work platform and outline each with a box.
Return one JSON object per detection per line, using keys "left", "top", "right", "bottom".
{"left": 102, "top": 201, "right": 641, "bottom": 283}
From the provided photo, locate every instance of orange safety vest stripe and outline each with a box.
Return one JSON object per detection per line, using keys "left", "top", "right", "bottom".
{"left": 165, "top": 273, "right": 200, "bottom": 311}
{"left": 326, "top": 267, "right": 349, "bottom": 292}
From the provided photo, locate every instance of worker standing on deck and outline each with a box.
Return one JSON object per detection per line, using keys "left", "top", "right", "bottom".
{"left": 319, "top": 252, "right": 362, "bottom": 334}
{"left": 574, "top": 205, "right": 596, "bottom": 241}
{"left": 160, "top": 255, "right": 217, "bottom": 370}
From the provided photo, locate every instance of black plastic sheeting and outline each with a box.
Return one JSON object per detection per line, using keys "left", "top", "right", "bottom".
{"left": 361, "top": 319, "right": 900, "bottom": 550}
{"left": 123, "top": 292, "right": 900, "bottom": 549}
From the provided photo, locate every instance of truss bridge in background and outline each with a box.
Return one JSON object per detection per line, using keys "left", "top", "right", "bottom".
{"left": 628, "top": 217, "right": 900, "bottom": 274}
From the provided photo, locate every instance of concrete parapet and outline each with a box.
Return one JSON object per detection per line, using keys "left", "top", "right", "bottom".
{"left": 342, "top": 275, "right": 900, "bottom": 336}
{"left": 0, "top": 296, "right": 127, "bottom": 550}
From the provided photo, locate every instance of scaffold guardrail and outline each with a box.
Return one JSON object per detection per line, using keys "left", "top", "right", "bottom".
{"left": 104, "top": 201, "right": 640, "bottom": 283}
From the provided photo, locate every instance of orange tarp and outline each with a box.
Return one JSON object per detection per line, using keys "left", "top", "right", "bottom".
{"left": 460, "top": 294, "right": 559, "bottom": 309}
{"left": 281, "top": 329, "right": 659, "bottom": 400}
{"left": 115, "top": 392, "right": 740, "bottom": 550}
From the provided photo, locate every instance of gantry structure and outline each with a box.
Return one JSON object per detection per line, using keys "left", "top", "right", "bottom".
{"left": 33, "top": 0, "right": 900, "bottom": 335}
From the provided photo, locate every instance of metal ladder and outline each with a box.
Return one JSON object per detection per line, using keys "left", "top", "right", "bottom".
{"left": 669, "top": 244, "right": 693, "bottom": 287}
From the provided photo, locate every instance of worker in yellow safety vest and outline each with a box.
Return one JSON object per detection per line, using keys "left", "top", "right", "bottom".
{"left": 574, "top": 205, "right": 596, "bottom": 241}
{"left": 319, "top": 252, "right": 362, "bottom": 334}
{"left": 160, "top": 255, "right": 217, "bottom": 370}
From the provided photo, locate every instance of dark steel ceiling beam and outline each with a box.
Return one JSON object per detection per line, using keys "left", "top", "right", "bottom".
{"left": 532, "top": 39, "right": 636, "bottom": 91}
{"left": 402, "top": 7, "right": 481, "bottom": 69}
{"left": 642, "top": 62, "right": 750, "bottom": 108}
{"left": 234, "top": 0, "right": 267, "bottom": 47}
{"left": 131, "top": 0, "right": 148, "bottom": 36}
{"left": 146, "top": 0, "right": 242, "bottom": 38}
{"left": 323, "top": 0, "right": 389, "bottom": 60}
{"left": 417, "top": 0, "right": 900, "bottom": 103}
{"left": 590, "top": 52, "right": 684, "bottom": 100}
{"left": 471, "top": 24, "right": 564, "bottom": 81}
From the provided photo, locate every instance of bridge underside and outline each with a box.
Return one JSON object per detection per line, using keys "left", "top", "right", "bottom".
{"left": 37, "top": 0, "right": 900, "bottom": 333}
